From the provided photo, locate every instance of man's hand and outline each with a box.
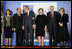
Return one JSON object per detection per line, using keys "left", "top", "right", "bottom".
{"left": 44, "top": 25, "right": 47, "bottom": 31}
{"left": 13, "top": 28, "right": 16, "bottom": 31}
{"left": 33, "top": 24, "right": 36, "bottom": 29}
{"left": 59, "top": 22, "right": 60, "bottom": 25}
{"left": 32, "top": 17, "right": 35, "bottom": 20}
{"left": 61, "top": 23, "right": 63, "bottom": 27}
{"left": 12, "top": 28, "right": 14, "bottom": 31}
{"left": 2, "top": 28, "right": 4, "bottom": 34}
{"left": 22, "top": 26, "right": 24, "bottom": 30}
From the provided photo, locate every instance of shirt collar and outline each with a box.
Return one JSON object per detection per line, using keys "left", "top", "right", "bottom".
{"left": 17, "top": 13, "right": 20, "bottom": 16}
{"left": 50, "top": 11, "right": 54, "bottom": 13}
{"left": 28, "top": 10, "right": 29, "bottom": 14}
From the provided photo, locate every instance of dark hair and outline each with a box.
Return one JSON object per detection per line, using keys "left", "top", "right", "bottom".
{"left": 38, "top": 8, "right": 44, "bottom": 12}
{"left": 24, "top": 5, "right": 29, "bottom": 10}
{"left": 17, "top": 8, "right": 19, "bottom": 10}
{"left": 16, "top": 8, "right": 20, "bottom": 10}
{"left": 5, "top": 9, "right": 11, "bottom": 15}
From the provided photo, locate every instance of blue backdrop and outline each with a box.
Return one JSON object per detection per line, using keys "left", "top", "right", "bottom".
{"left": 3, "top": 1, "right": 71, "bottom": 46}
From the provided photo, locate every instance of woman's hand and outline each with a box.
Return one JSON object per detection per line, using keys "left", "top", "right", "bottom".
{"left": 22, "top": 26, "right": 24, "bottom": 30}
{"left": 32, "top": 17, "right": 35, "bottom": 20}
{"left": 33, "top": 24, "right": 36, "bottom": 29}
{"left": 13, "top": 28, "right": 16, "bottom": 31}
{"left": 59, "top": 23, "right": 63, "bottom": 27}
{"left": 44, "top": 25, "right": 47, "bottom": 31}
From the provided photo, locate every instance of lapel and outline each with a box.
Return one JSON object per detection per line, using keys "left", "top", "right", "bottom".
{"left": 25, "top": 13, "right": 27, "bottom": 20}
{"left": 29, "top": 11, "right": 32, "bottom": 19}
{"left": 16, "top": 13, "right": 18, "bottom": 16}
{"left": 29, "top": 11, "right": 31, "bottom": 17}
{"left": 53, "top": 11, "right": 55, "bottom": 18}
{"left": 25, "top": 12, "right": 28, "bottom": 20}
{"left": 16, "top": 13, "right": 21, "bottom": 17}
{"left": 61, "top": 14, "right": 64, "bottom": 19}
{"left": 50, "top": 12, "right": 51, "bottom": 18}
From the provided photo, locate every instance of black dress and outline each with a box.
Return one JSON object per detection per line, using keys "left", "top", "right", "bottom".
{"left": 57, "top": 14, "right": 69, "bottom": 42}
{"left": 3, "top": 16, "right": 12, "bottom": 38}
{"left": 35, "top": 14, "right": 47, "bottom": 37}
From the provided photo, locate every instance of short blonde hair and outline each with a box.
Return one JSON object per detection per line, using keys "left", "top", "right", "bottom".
{"left": 59, "top": 8, "right": 65, "bottom": 13}
{"left": 50, "top": 5, "right": 54, "bottom": 8}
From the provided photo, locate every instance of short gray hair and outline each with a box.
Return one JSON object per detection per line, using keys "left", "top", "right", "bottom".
{"left": 24, "top": 5, "right": 29, "bottom": 10}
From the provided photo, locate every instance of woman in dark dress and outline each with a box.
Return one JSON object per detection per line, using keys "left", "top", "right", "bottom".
{"left": 3, "top": 9, "right": 12, "bottom": 46}
{"left": 36, "top": 8, "right": 47, "bottom": 46}
{"left": 58, "top": 8, "right": 69, "bottom": 46}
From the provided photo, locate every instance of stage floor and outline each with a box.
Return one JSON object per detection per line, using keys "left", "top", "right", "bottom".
{"left": 1, "top": 46, "right": 71, "bottom": 48}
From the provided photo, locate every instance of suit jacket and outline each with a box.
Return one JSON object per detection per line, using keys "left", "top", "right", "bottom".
{"left": 56, "top": 14, "right": 69, "bottom": 43}
{"left": 3, "top": 16, "right": 13, "bottom": 27}
{"left": 12, "top": 13, "right": 23, "bottom": 28}
{"left": 22, "top": 11, "right": 35, "bottom": 27}
{"left": 47, "top": 11, "right": 60, "bottom": 25}
{"left": 36, "top": 14, "right": 47, "bottom": 26}
{"left": 59, "top": 14, "right": 69, "bottom": 27}
{"left": 47, "top": 11, "right": 60, "bottom": 32}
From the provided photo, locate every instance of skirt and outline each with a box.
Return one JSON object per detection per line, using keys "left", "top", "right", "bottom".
{"left": 4, "top": 26, "right": 12, "bottom": 38}
{"left": 57, "top": 26, "right": 69, "bottom": 43}
{"left": 36, "top": 25, "right": 45, "bottom": 37}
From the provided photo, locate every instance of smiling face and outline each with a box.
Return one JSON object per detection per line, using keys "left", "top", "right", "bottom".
{"left": 6, "top": 10, "right": 10, "bottom": 15}
{"left": 39, "top": 9, "right": 43, "bottom": 14}
{"left": 59, "top": 9, "right": 63, "bottom": 14}
{"left": 59, "top": 8, "right": 65, "bottom": 15}
{"left": 38, "top": 8, "right": 44, "bottom": 15}
{"left": 6, "top": 9, "right": 11, "bottom": 16}
{"left": 50, "top": 6, "right": 54, "bottom": 11}
{"left": 17, "top": 8, "right": 21, "bottom": 13}
{"left": 24, "top": 6, "right": 29, "bottom": 12}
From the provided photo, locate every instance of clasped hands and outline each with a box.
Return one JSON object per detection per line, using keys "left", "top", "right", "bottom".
{"left": 59, "top": 22, "right": 63, "bottom": 27}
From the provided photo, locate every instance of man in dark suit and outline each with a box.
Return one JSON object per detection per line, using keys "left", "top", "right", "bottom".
{"left": 12, "top": 8, "right": 23, "bottom": 46}
{"left": 22, "top": 5, "right": 35, "bottom": 46}
{"left": 47, "top": 6, "right": 60, "bottom": 47}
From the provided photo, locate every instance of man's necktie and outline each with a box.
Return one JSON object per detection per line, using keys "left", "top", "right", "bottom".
{"left": 51, "top": 12, "right": 53, "bottom": 19}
